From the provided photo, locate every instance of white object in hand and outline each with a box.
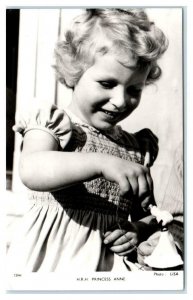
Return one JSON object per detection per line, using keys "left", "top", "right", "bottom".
{"left": 149, "top": 205, "right": 173, "bottom": 226}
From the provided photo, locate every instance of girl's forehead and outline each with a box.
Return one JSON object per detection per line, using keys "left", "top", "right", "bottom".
{"left": 89, "top": 52, "right": 149, "bottom": 84}
{"left": 95, "top": 49, "right": 138, "bottom": 70}
{"left": 92, "top": 45, "right": 151, "bottom": 80}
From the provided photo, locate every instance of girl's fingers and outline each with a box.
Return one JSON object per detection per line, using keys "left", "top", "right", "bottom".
{"left": 138, "top": 174, "right": 149, "bottom": 199}
{"left": 127, "top": 176, "right": 138, "bottom": 196}
{"left": 104, "top": 229, "right": 137, "bottom": 247}
{"left": 103, "top": 231, "right": 112, "bottom": 239}
{"left": 109, "top": 237, "right": 137, "bottom": 254}
{"left": 108, "top": 231, "right": 133, "bottom": 246}
{"left": 103, "top": 229, "right": 124, "bottom": 244}
{"left": 118, "top": 163, "right": 154, "bottom": 202}
{"left": 141, "top": 169, "right": 155, "bottom": 209}
{"left": 138, "top": 238, "right": 159, "bottom": 256}
{"left": 117, "top": 246, "right": 137, "bottom": 256}
{"left": 118, "top": 177, "right": 131, "bottom": 196}
{"left": 109, "top": 241, "right": 131, "bottom": 253}
{"left": 141, "top": 195, "right": 152, "bottom": 211}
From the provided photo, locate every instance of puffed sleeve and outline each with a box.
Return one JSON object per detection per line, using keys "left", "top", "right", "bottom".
{"left": 13, "top": 104, "right": 72, "bottom": 149}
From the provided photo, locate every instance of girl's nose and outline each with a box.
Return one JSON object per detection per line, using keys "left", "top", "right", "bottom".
{"left": 110, "top": 88, "right": 128, "bottom": 111}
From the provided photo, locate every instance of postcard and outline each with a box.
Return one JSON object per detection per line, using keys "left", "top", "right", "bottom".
{"left": 2, "top": 0, "right": 192, "bottom": 296}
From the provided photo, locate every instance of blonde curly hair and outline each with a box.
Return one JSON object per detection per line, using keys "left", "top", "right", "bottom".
{"left": 54, "top": 9, "right": 168, "bottom": 88}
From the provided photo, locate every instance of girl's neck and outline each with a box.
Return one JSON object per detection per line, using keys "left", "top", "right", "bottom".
{"left": 67, "top": 102, "right": 87, "bottom": 124}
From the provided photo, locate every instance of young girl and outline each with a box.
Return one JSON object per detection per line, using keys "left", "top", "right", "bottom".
{"left": 7, "top": 8, "right": 168, "bottom": 272}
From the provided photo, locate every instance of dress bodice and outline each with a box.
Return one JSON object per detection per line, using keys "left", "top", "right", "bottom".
{"left": 24, "top": 107, "right": 144, "bottom": 219}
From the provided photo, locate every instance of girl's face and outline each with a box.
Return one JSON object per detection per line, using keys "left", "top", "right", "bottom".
{"left": 69, "top": 53, "right": 150, "bottom": 131}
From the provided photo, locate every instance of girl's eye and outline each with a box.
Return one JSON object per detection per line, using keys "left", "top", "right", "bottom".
{"left": 98, "top": 80, "right": 117, "bottom": 89}
{"left": 127, "top": 86, "right": 142, "bottom": 97}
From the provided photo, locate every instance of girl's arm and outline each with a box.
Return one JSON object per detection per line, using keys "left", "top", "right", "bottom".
{"left": 20, "top": 128, "right": 153, "bottom": 209}
{"left": 19, "top": 129, "right": 102, "bottom": 191}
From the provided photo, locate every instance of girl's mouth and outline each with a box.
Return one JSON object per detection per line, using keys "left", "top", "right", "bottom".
{"left": 100, "top": 108, "right": 120, "bottom": 119}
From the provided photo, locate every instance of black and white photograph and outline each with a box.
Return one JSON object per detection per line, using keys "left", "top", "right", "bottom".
{"left": 3, "top": 0, "right": 191, "bottom": 294}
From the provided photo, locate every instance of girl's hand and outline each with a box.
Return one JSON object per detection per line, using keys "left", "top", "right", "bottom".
{"left": 134, "top": 128, "right": 159, "bottom": 167}
{"left": 137, "top": 231, "right": 160, "bottom": 265}
{"left": 98, "top": 154, "right": 153, "bottom": 210}
{"left": 103, "top": 221, "right": 139, "bottom": 256}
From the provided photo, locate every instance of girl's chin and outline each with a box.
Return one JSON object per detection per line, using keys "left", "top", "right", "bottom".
{"left": 87, "top": 114, "right": 121, "bottom": 130}
{"left": 92, "top": 120, "right": 117, "bottom": 131}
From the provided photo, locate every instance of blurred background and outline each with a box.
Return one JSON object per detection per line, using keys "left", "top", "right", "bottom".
{"left": 6, "top": 8, "right": 183, "bottom": 249}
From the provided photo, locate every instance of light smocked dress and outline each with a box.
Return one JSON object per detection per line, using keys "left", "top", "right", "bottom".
{"left": 7, "top": 105, "right": 149, "bottom": 273}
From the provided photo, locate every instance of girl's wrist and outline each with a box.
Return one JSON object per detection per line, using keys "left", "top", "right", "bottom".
{"left": 92, "top": 153, "right": 108, "bottom": 177}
